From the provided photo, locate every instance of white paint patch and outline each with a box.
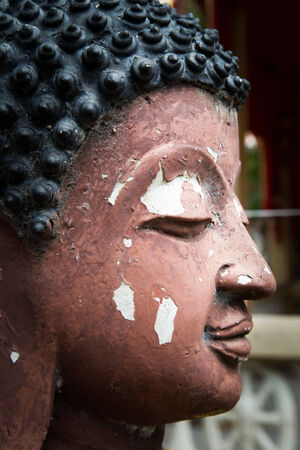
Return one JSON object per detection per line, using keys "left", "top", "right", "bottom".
{"left": 123, "top": 238, "right": 132, "bottom": 248}
{"left": 154, "top": 296, "right": 178, "bottom": 345}
{"left": 220, "top": 268, "right": 229, "bottom": 277}
{"left": 10, "top": 351, "right": 20, "bottom": 363}
{"left": 233, "top": 195, "right": 243, "bottom": 218}
{"left": 252, "top": 245, "right": 258, "bottom": 254}
{"left": 237, "top": 275, "right": 253, "bottom": 285}
{"left": 113, "top": 279, "right": 135, "bottom": 321}
{"left": 208, "top": 249, "right": 213, "bottom": 258}
{"left": 82, "top": 203, "right": 89, "bottom": 210}
{"left": 102, "top": 173, "right": 108, "bottom": 179}
{"left": 108, "top": 159, "right": 140, "bottom": 206}
{"left": 128, "top": 257, "right": 139, "bottom": 264}
{"left": 130, "top": 158, "right": 140, "bottom": 169}
{"left": 108, "top": 174, "right": 124, "bottom": 206}
{"left": 264, "top": 265, "right": 272, "bottom": 275}
{"left": 198, "top": 277, "right": 203, "bottom": 282}
{"left": 141, "top": 163, "right": 204, "bottom": 215}
{"left": 206, "top": 146, "right": 218, "bottom": 162}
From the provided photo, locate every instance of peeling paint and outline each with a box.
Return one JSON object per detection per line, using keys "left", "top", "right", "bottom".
{"left": 206, "top": 146, "right": 218, "bottom": 162}
{"left": 10, "top": 351, "right": 20, "bottom": 363}
{"left": 220, "top": 268, "right": 228, "bottom": 277}
{"left": 141, "top": 163, "right": 204, "bottom": 215}
{"left": 212, "top": 210, "right": 222, "bottom": 226}
{"left": 128, "top": 257, "right": 139, "bottom": 264}
{"left": 113, "top": 279, "right": 135, "bottom": 321}
{"left": 102, "top": 174, "right": 108, "bottom": 179}
{"left": 108, "top": 160, "right": 140, "bottom": 206}
{"left": 154, "top": 296, "right": 178, "bottom": 345}
{"left": 264, "top": 265, "right": 271, "bottom": 275}
{"left": 123, "top": 238, "right": 132, "bottom": 248}
{"left": 129, "top": 158, "right": 141, "bottom": 169}
{"left": 233, "top": 195, "right": 243, "bottom": 218}
{"left": 82, "top": 203, "right": 89, "bottom": 210}
{"left": 237, "top": 275, "right": 253, "bottom": 285}
{"left": 108, "top": 173, "right": 124, "bottom": 206}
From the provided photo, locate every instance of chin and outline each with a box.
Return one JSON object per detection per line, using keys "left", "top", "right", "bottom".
{"left": 187, "top": 361, "right": 243, "bottom": 420}
{"left": 155, "top": 368, "right": 243, "bottom": 424}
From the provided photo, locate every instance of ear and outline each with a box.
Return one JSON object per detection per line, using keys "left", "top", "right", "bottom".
{"left": 0, "top": 221, "right": 57, "bottom": 448}
{"left": 0, "top": 342, "right": 57, "bottom": 448}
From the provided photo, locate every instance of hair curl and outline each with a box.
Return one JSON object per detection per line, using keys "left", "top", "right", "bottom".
{"left": 0, "top": 0, "right": 250, "bottom": 240}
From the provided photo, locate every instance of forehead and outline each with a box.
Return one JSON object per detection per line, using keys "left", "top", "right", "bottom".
{"left": 67, "top": 86, "right": 240, "bottom": 215}
{"left": 112, "top": 86, "right": 240, "bottom": 186}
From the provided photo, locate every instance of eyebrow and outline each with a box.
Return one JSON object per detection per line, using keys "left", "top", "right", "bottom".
{"left": 160, "top": 147, "right": 228, "bottom": 185}
{"left": 108, "top": 143, "right": 232, "bottom": 211}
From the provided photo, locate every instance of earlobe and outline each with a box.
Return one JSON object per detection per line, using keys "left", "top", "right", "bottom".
{"left": 0, "top": 319, "right": 57, "bottom": 448}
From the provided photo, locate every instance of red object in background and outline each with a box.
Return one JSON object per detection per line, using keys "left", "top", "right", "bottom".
{"left": 213, "top": 0, "right": 300, "bottom": 210}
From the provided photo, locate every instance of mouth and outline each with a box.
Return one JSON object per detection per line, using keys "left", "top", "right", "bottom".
{"left": 204, "top": 318, "right": 253, "bottom": 362}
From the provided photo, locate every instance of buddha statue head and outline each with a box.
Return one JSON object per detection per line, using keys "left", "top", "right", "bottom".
{"left": 0, "top": 1, "right": 276, "bottom": 448}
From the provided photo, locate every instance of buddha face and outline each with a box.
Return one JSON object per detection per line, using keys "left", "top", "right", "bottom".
{"left": 28, "top": 86, "right": 276, "bottom": 424}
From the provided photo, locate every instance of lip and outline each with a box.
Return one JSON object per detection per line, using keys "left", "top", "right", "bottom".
{"left": 205, "top": 318, "right": 253, "bottom": 362}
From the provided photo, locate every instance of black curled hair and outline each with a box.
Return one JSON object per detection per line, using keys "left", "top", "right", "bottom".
{"left": 0, "top": 0, "right": 250, "bottom": 241}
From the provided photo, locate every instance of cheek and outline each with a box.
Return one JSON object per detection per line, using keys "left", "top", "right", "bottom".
{"left": 117, "top": 234, "right": 216, "bottom": 348}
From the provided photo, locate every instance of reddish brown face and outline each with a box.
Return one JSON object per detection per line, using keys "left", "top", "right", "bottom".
{"left": 29, "top": 86, "right": 276, "bottom": 424}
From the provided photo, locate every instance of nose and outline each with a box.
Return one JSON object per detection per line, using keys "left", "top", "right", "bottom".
{"left": 216, "top": 230, "right": 276, "bottom": 301}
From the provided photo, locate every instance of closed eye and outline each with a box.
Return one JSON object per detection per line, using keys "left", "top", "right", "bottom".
{"left": 139, "top": 216, "right": 214, "bottom": 239}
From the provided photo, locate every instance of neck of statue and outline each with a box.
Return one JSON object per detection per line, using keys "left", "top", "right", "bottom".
{"left": 42, "top": 396, "right": 165, "bottom": 450}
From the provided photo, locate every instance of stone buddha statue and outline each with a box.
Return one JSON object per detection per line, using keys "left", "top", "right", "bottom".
{"left": 0, "top": 1, "right": 276, "bottom": 448}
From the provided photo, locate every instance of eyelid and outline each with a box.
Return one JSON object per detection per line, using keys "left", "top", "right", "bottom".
{"left": 139, "top": 216, "right": 213, "bottom": 239}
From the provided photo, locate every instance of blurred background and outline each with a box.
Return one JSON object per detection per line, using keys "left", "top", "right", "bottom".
{"left": 163, "top": 1, "right": 300, "bottom": 449}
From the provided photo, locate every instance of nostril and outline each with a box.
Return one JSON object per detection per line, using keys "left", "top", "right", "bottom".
{"left": 218, "top": 264, "right": 232, "bottom": 279}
